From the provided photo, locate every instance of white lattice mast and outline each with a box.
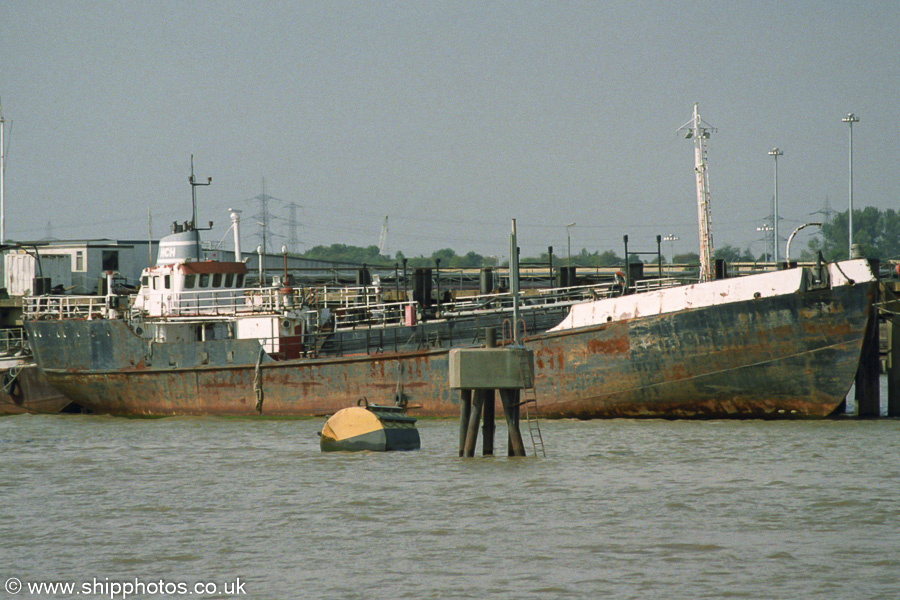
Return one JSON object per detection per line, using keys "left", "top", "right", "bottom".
{"left": 252, "top": 178, "right": 271, "bottom": 256}
{"left": 285, "top": 201, "right": 301, "bottom": 254}
{"left": 678, "top": 103, "right": 716, "bottom": 281}
{"left": 378, "top": 215, "right": 389, "bottom": 256}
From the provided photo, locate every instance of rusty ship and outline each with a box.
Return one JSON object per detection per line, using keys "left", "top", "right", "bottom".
{"left": 21, "top": 216, "right": 878, "bottom": 419}
{"left": 20, "top": 106, "right": 881, "bottom": 418}
{"left": 0, "top": 338, "right": 73, "bottom": 415}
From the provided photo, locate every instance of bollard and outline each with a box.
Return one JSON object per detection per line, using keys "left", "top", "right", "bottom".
{"left": 485, "top": 327, "right": 497, "bottom": 349}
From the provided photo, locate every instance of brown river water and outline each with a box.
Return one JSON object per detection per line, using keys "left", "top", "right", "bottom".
{"left": 1, "top": 380, "right": 898, "bottom": 599}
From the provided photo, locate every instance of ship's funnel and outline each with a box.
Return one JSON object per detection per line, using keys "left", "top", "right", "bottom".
{"left": 156, "top": 228, "right": 202, "bottom": 266}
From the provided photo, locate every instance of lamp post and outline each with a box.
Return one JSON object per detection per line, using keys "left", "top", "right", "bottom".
{"left": 757, "top": 224, "right": 773, "bottom": 263}
{"left": 842, "top": 113, "right": 859, "bottom": 259}
{"left": 768, "top": 148, "right": 783, "bottom": 264}
{"left": 663, "top": 234, "right": 679, "bottom": 275}
{"left": 565, "top": 222, "right": 576, "bottom": 265}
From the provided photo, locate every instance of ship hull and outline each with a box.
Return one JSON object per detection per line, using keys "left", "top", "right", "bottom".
{"left": 25, "top": 262, "right": 876, "bottom": 419}
{"left": 0, "top": 363, "right": 75, "bottom": 415}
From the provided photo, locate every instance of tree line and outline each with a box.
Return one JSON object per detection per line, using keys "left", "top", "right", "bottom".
{"left": 299, "top": 208, "right": 898, "bottom": 268}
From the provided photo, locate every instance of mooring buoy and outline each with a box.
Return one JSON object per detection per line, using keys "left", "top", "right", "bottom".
{"left": 319, "top": 401, "right": 420, "bottom": 452}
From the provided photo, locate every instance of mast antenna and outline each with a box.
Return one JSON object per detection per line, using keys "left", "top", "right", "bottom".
{"left": 188, "top": 154, "right": 212, "bottom": 229}
{"left": 677, "top": 103, "right": 717, "bottom": 281}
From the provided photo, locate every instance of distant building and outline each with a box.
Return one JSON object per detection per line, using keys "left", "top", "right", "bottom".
{"left": 2, "top": 239, "right": 158, "bottom": 295}
{"left": 1, "top": 238, "right": 366, "bottom": 296}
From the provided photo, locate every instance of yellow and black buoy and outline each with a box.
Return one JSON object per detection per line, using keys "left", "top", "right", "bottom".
{"left": 320, "top": 400, "right": 420, "bottom": 452}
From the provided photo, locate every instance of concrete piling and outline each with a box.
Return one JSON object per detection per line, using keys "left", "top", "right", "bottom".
{"left": 450, "top": 345, "right": 533, "bottom": 457}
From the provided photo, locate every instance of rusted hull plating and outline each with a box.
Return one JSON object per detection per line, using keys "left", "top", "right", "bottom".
{"left": 26, "top": 276, "right": 876, "bottom": 419}
{"left": 0, "top": 364, "right": 74, "bottom": 415}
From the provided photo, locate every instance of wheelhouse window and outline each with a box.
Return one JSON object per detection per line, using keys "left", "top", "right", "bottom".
{"left": 199, "top": 274, "right": 210, "bottom": 287}
{"left": 184, "top": 274, "right": 196, "bottom": 289}
{"left": 213, "top": 273, "right": 223, "bottom": 287}
{"left": 141, "top": 276, "right": 149, "bottom": 287}
{"left": 235, "top": 274, "right": 245, "bottom": 288}
{"left": 225, "top": 273, "right": 234, "bottom": 287}
{"left": 164, "top": 275, "right": 171, "bottom": 289}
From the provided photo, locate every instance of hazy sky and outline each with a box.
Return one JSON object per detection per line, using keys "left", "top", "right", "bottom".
{"left": 2, "top": 1, "right": 898, "bottom": 261}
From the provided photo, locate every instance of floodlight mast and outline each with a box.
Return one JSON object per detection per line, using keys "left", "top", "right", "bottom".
{"left": 768, "top": 148, "right": 784, "bottom": 264}
{"left": 677, "top": 103, "right": 717, "bottom": 282}
{"left": 841, "top": 113, "right": 859, "bottom": 259}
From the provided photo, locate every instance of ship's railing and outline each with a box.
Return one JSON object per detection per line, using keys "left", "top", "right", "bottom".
{"left": 24, "top": 295, "right": 114, "bottom": 320}
{"left": 631, "top": 277, "right": 683, "bottom": 293}
{"left": 325, "top": 277, "right": 683, "bottom": 329}
{"left": 332, "top": 300, "right": 411, "bottom": 330}
{"left": 25, "top": 274, "right": 686, "bottom": 325}
{"left": 132, "top": 286, "right": 302, "bottom": 318}
{"left": 0, "top": 328, "right": 26, "bottom": 354}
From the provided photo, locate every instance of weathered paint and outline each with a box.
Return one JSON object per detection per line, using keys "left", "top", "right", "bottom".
{"left": 25, "top": 261, "right": 877, "bottom": 419}
{"left": 0, "top": 364, "right": 74, "bottom": 414}
{"left": 320, "top": 405, "right": 420, "bottom": 451}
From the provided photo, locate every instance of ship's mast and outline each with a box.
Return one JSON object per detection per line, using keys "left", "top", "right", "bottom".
{"left": 188, "top": 155, "right": 212, "bottom": 259}
{"left": 1, "top": 100, "right": 6, "bottom": 244}
{"left": 188, "top": 155, "right": 212, "bottom": 230}
{"left": 678, "top": 103, "right": 716, "bottom": 281}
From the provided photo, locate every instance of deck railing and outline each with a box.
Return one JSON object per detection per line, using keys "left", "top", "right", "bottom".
{"left": 0, "top": 328, "right": 26, "bottom": 354}
{"left": 25, "top": 275, "right": 685, "bottom": 325}
{"left": 24, "top": 295, "right": 113, "bottom": 320}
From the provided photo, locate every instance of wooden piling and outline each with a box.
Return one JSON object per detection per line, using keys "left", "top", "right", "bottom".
{"left": 463, "top": 390, "right": 484, "bottom": 457}
{"left": 856, "top": 302, "right": 881, "bottom": 417}
{"left": 458, "top": 389, "right": 472, "bottom": 457}
{"left": 480, "top": 389, "right": 495, "bottom": 456}
{"left": 500, "top": 388, "right": 527, "bottom": 457}
{"left": 888, "top": 316, "right": 900, "bottom": 417}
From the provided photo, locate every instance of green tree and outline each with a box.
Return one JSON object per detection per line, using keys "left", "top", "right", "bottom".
{"left": 303, "top": 244, "right": 392, "bottom": 265}
{"left": 672, "top": 252, "right": 700, "bottom": 264}
{"left": 805, "top": 207, "right": 900, "bottom": 261}
{"left": 714, "top": 245, "right": 754, "bottom": 262}
{"left": 431, "top": 248, "right": 458, "bottom": 266}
